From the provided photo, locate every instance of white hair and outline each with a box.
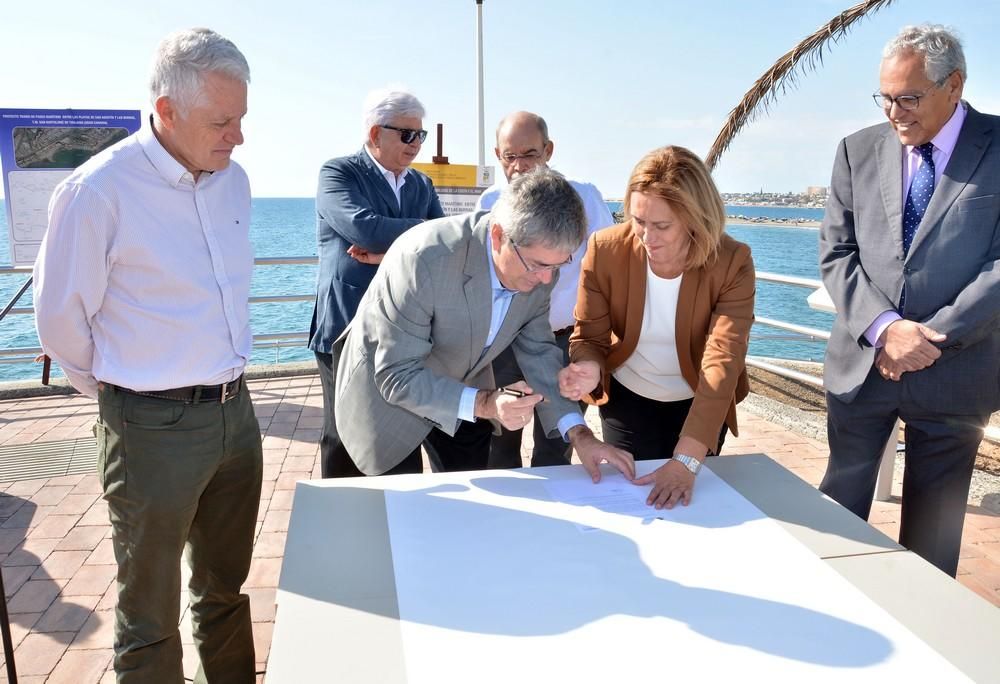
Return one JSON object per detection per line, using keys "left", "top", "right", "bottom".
{"left": 883, "top": 24, "right": 966, "bottom": 83}
{"left": 362, "top": 88, "right": 425, "bottom": 142}
{"left": 149, "top": 28, "right": 250, "bottom": 115}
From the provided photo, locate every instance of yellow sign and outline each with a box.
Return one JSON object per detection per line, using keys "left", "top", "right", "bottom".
{"left": 412, "top": 163, "right": 479, "bottom": 188}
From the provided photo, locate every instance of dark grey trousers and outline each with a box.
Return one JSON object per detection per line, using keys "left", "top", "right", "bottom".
{"left": 821, "top": 367, "right": 986, "bottom": 577}
{"left": 97, "top": 383, "right": 263, "bottom": 683}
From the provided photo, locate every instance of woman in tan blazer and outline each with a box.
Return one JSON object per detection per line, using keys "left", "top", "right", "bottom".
{"left": 559, "top": 146, "right": 755, "bottom": 509}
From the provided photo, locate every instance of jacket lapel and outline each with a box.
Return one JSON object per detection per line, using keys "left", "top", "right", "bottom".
{"left": 908, "top": 106, "right": 992, "bottom": 258}
{"left": 675, "top": 267, "right": 699, "bottom": 387}
{"left": 622, "top": 233, "right": 648, "bottom": 356}
{"left": 464, "top": 216, "right": 493, "bottom": 369}
{"left": 356, "top": 148, "right": 402, "bottom": 216}
{"left": 875, "top": 128, "right": 906, "bottom": 258}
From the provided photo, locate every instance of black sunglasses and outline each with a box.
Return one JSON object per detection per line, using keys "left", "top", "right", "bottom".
{"left": 381, "top": 125, "right": 428, "bottom": 145}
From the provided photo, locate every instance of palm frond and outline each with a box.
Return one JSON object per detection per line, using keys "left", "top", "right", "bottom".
{"left": 705, "top": 0, "right": 896, "bottom": 171}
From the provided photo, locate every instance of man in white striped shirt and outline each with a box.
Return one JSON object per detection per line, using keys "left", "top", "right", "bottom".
{"left": 33, "top": 28, "right": 262, "bottom": 683}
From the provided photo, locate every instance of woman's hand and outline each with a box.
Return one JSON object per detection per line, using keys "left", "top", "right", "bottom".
{"left": 633, "top": 436, "right": 708, "bottom": 508}
{"left": 558, "top": 360, "right": 601, "bottom": 401}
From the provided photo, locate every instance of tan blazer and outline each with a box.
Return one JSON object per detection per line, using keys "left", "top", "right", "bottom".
{"left": 569, "top": 222, "right": 755, "bottom": 449}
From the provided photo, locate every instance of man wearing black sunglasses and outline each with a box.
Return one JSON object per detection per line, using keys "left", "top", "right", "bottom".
{"left": 309, "top": 88, "right": 444, "bottom": 478}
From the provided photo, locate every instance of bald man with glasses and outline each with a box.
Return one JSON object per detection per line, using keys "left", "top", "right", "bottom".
{"left": 477, "top": 111, "right": 614, "bottom": 469}
{"left": 309, "top": 88, "right": 444, "bottom": 478}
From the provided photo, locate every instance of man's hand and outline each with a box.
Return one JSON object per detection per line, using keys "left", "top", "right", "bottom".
{"left": 474, "top": 381, "right": 542, "bottom": 431}
{"left": 568, "top": 425, "right": 635, "bottom": 483}
{"left": 558, "top": 361, "right": 601, "bottom": 401}
{"left": 347, "top": 244, "right": 385, "bottom": 265}
{"left": 879, "top": 319, "right": 945, "bottom": 373}
{"left": 876, "top": 349, "right": 908, "bottom": 381}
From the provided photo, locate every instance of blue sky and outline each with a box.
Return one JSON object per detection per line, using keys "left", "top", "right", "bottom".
{"left": 1, "top": 0, "right": 997, "bottom": 198}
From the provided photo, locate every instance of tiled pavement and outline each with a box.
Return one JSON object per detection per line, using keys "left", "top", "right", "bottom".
{"left": 0, "top": 374, "right": 998, "bottom": 682}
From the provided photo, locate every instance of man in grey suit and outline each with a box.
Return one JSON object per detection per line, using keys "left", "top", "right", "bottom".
{"left": 335, "top": 168, "right": 635, "bottom": 479}
{"left": 308, "top": 88, "right": 444, "bottom": 478}
{"left": 819, "top": 24, "right": 1000, "bottom": 577}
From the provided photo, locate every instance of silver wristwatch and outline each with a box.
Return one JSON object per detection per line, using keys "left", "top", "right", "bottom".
{"left": 673, "top": 454, "right": 702, "bottom": 475}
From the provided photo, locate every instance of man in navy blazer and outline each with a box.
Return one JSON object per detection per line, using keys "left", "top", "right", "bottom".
{"left": 819, "top": 25, "right": 1000, "bottom": 576}
{"left": 308, "top": 89, "right": 444, "bottom": 477}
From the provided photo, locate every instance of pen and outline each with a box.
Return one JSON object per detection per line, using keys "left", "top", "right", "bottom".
{"left": 499, "top": 387, "right": 549, "bottom": 402}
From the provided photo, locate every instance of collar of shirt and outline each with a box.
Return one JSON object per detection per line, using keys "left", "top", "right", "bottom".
{"left": 363, "top": 144, "right": 409, "bottom": 198}
{"left": 903, "top": 100, "right": 967, "bottom": 191}
{"left": 138, "top": 118, "right": 199, "bottom": 188}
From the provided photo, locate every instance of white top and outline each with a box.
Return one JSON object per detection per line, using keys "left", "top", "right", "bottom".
{"left": 364, "top": 144, "right": 408, "bottom": 207}
{"left": 476, "top": 175, "right": 613, "bottom": 331}
{"left": 33, "top": 122, "right": 253, "bottom": 398}
{"left": 613, "top": 263, "right": 694, "bottom": 401}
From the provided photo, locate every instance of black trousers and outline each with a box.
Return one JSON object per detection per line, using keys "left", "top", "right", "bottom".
{"left": 821, "top": 366, "right": 986, "bottom": 577}
{"left": 488, "top": 330, "right": 576, "bottom": 468}
{"left": 314, "top": 350, "right": 422, "bottom": 477}
{"left": 598, "top": 376, "right": 727, "bottom": 461}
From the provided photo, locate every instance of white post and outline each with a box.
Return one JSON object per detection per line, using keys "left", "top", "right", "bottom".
{"left": 476, "top": 0, "right": 485, "bottom": 169}
{"left": 874, "top": 418, "right": 900, "bottom": 501}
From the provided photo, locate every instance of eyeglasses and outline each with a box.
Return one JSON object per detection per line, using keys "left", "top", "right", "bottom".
{"left": 509, "top": 240, "right": 572, "bottom": 273}
{"left": 500, "top": 150, "right": 543, "bottom": 164}
{"left": 381, "top": 125, "right": 428, "bottom": 144}
{"left": 872, "top": 76, "right": 949, "bottom": 111}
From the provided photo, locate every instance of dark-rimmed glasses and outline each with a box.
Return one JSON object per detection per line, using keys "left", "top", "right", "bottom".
{"left": 509, "top": 240, "right": 572, "bottom": 273}
{"left": 872, "top": 76, "right": 950, "bottom": 111}
{"left": 381, "top": 125, "right": 428, "bottom": 144}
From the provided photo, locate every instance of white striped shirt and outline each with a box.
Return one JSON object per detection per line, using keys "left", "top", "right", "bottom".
{"left": 33, "top": 123, "right": 253, "bottom": 398}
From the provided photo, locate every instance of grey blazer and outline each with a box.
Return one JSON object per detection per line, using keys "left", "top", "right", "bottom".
{"left": 819, "top": 104, "right": 1000, "bottom": 415}
{"left": 334, "top": 211, "right": 580, "bottom": 475}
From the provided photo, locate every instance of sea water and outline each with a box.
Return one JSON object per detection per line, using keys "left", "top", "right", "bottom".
{"left": 0, "top": 199, "right": 830, "bottom": 383}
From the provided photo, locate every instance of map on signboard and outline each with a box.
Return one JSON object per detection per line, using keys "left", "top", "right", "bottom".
{"left": 12, "top": 126, "right": 129, "bottom": 169}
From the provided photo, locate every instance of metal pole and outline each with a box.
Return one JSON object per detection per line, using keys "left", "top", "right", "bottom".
{"left": 0, "top": 276, "right": 32, "bottom": 323}
{"left": 476, "top": 0, "right": 486, "bottom": 169}
{"left": 0, "top": 566, "right": 16, "bottom": 682}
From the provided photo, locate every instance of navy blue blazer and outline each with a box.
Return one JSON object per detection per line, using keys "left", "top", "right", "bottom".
{"left": 308, "top": 148, "right": 444, "bottom": 353}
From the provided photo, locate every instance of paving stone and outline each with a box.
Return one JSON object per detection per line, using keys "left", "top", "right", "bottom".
{"left": 86, "top": 538, "right": 117, "bottom": 566}
{"left": 29, "top": 486, "right": 74, "bottom": 507}
{"left": 45, "top": 647, "right": 114, "bottom": 684}
{"left": 63, "top": 564, "right": 116, "bottom": 597}
{"left": 251, "top": 532, "right": 286, "bottom": 559}
{"left": 245, "top": 558, "right": 282, "bottom": 588}
{"left": 3, "top": 536, "right": 58, "bottom": 567}
{"left": 8, "top": 578, "right": 66, "bottom": 613}
{"left": 69, "top": 609, "right": 115, "bottom": 650}
{"left": 52, "top": 493, "right": 101, "bottom": 516}
{"left": 56, "top": 525, "right": 107, "bottom": 551}
{"left": 28, "top": 514, "right": 80, "bottom": 539}
{"left": 31, "top": 550, "right": 89, "bottom": 580}
{"left": 34, "top": 594, "right": 100, "bottom": 632}
{"left": 11, "top": 632, "right": 72, "bottom": 676}
{"left": 2, "top": 564, "right": 36, "bottom": 598}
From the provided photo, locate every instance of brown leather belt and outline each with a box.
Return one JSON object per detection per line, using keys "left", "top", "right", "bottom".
{"left": 107, "top": 375, "right": 244, "bottom": 404}
{"left": 553, "top": 326, "right": 574, "bottom": 337}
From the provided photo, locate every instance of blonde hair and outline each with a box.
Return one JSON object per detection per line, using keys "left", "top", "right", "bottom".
{"left": 623, "top": 146, "right": 725, "bottom": 269}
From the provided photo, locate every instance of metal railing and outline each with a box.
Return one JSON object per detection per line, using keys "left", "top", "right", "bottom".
{"left": 2, "top": 262, "right": 835, "bottom": 380}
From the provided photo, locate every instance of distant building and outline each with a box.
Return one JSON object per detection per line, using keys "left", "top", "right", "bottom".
{"left": 806, "top": 186, "right": 829, "bottom": 197}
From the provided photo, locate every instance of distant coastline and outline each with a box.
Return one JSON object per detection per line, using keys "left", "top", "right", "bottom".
{"left": 727, "top": 215, "right": 820, "bottom": 229}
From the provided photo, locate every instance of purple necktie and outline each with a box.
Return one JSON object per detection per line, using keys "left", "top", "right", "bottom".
{"left": 899, "top": 142, "right": 935, "bottom": 309}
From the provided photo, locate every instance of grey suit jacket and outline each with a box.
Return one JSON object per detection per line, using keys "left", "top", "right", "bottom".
{"left": 334, "top": 211, "right": 580, "bottom": 475}
{"left": 307, "top": 148, "right": 444, "bottom": 354}
{"left": 819, "top": 104, "right": 1000, "bottom": 415}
